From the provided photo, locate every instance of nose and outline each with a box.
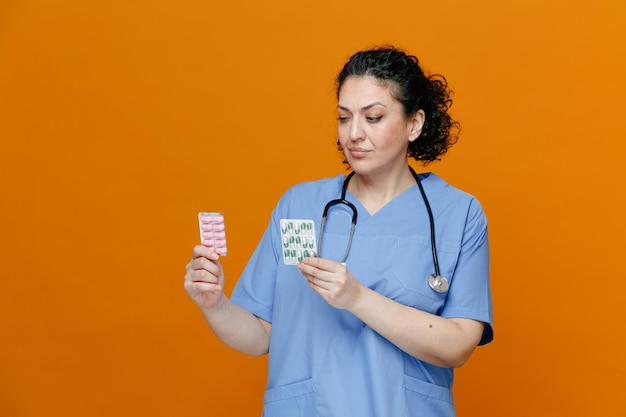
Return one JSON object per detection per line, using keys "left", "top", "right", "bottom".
{"left": 348, "top": 118, "right": 364, "bottom": 141}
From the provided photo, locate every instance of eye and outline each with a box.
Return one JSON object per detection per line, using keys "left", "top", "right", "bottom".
{"left": 366, "top": 115, "right": 383, "bottom": 123}
{"left": 337, "top": 116, "right": 350, "bottom": 123}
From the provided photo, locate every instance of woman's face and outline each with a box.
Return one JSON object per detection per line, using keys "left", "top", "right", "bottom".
{"left": 337, "top": 76, "right": 424, "bottom": 177}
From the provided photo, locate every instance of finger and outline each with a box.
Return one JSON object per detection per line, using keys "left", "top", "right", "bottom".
{"left": 306, "top": 276, "right": 333, "bottom": 298}
{"left": 185, "top": 257, "right": 220, "bottom": 278}
{"left": 298, "top": 265, "right": 333, "bottom": 290}
{"left": 192, "top": 245, "right": 220, "bottom": 261}
{"left": 297, "top": 261, "right": 320, "bottom": 279}
{"left": 301, "top": 256, "right": 341, "bottom": 272}
{"left": 186, "top": 280, "right": 222, "bottom": 293}
{"left": 191, "top": 255, "right": 220, "bottom": 273}
{"left": 184, "top": 281, "right": 224, "bottom": 301}
{"left": 186, "top": 268, "right": 219, "bottom": 284}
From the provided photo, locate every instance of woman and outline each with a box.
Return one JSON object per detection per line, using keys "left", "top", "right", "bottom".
{"left": 184, "top": 46, "right": 493, "bottom": 416}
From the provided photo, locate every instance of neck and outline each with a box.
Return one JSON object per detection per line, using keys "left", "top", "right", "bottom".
{"left": 348, "top": 165, "right": 415, "bottom": 215}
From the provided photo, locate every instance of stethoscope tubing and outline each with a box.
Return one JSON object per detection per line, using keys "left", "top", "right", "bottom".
{"left": 318, "top": 194, "right": 357, "bottom": 263}
{"left": 317, "top": 171, "right": 359, "bottom": 264}
{"left": 318, "top": 167, "right": 445, "bottom": 292}
{"left": 409, "top": 166, "right": 442, "bottom": 278}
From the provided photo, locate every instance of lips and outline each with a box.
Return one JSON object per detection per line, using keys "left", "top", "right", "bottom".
{"left": 348, "top": 147, "right": 369, "bottom": 157}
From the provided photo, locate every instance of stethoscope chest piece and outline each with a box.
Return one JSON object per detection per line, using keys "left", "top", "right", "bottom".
{"left": 428, "top": 274, "right": 449, "bottom": 293}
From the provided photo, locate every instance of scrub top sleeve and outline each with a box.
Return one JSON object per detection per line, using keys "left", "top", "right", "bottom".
{"left": 441, "top": 198, "right": 494, "bottom": 345}
{"left": 230, "top": 206, "right": 283, "bottom": 324}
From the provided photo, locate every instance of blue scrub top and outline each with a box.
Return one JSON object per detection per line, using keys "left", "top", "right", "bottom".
{"left": 231, "top": 173, "right": 493, "bottom": 417}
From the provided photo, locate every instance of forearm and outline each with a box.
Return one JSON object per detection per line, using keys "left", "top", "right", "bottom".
{"left": 348, "top": 286, "right": 483, "bottom": 368}
{"left": 200, "top": 295, "right": 270, "bottom": 356}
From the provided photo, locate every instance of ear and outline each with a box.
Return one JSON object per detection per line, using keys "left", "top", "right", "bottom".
{"left": 407, "top": 110, "right": 425, "bottom": 143}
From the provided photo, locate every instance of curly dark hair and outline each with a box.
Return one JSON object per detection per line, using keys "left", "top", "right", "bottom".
{"left": 336, "top": 46, "right": 460, "bottom": 164}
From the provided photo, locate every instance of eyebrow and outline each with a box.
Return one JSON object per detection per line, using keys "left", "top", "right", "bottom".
{"left": 337, "top": 102, "right": 387, "bottom": 112}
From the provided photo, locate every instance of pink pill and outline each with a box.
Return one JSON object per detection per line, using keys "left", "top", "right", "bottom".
{"left": 213, "top": 232, "right": 226, "bottom": 238}
{"left": 214, "top": 239, "right": 226, "bottom": 246}
{"left": 202, "top": 239, "right": 214, "bottom": 247}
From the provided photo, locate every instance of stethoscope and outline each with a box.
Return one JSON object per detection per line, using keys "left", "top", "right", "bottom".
{"left": 317, "top": 167, "right": 450, "bottom": 293}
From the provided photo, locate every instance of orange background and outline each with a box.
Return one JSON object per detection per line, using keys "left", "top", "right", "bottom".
{"left": 1, "top": 0, "right": 625, "bottom": 416}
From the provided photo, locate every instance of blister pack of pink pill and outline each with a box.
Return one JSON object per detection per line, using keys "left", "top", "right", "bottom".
{"left": 198, "top": 212, "right": 227, "bottom": 256}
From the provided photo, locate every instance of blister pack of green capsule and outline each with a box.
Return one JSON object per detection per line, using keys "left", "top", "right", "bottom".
{"left": 280, "top": 219, "right": 317, "bottom": 264}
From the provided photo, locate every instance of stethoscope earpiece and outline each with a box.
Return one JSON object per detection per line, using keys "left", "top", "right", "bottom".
{"left": 428, "top": 274, "right": 449, "bottom": 293}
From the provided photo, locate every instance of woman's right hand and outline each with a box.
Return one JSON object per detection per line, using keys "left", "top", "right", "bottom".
{"left": 184, "top": 245, "right": 225, "bottom": 310}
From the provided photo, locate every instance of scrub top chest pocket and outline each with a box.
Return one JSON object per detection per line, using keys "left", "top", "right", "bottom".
{"left": 394, "top": 235, "right": 461, "bottom": 311}
{"left": 280, "top": 219, "right": 317, "bottom": 264}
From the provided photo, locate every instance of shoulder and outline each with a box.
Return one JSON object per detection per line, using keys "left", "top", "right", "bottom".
{"left": 273, "top": 174, "right": 345, "bottom": 215}
{"left": 281, "top": 174, "right": 344, "bottom": 201}
{"left": 422, "top": 172, "right": 487, "bottom": 220}
{"left": 422, "top": 172, "right": 470, "bottom": 198}
{"left": 289, "top": 174, "right": 344, "bottom": 192}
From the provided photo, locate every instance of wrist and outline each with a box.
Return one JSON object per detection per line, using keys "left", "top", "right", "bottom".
{"left": 347, "top": 282, "right": 369, "bottom": 314}
{"left": 201, "top": 292, "right": 227, "bottom": 317}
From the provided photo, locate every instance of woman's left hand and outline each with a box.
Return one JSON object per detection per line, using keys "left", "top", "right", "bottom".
{"left": 297, "top": 257, "right": 363, "bottom": 310}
